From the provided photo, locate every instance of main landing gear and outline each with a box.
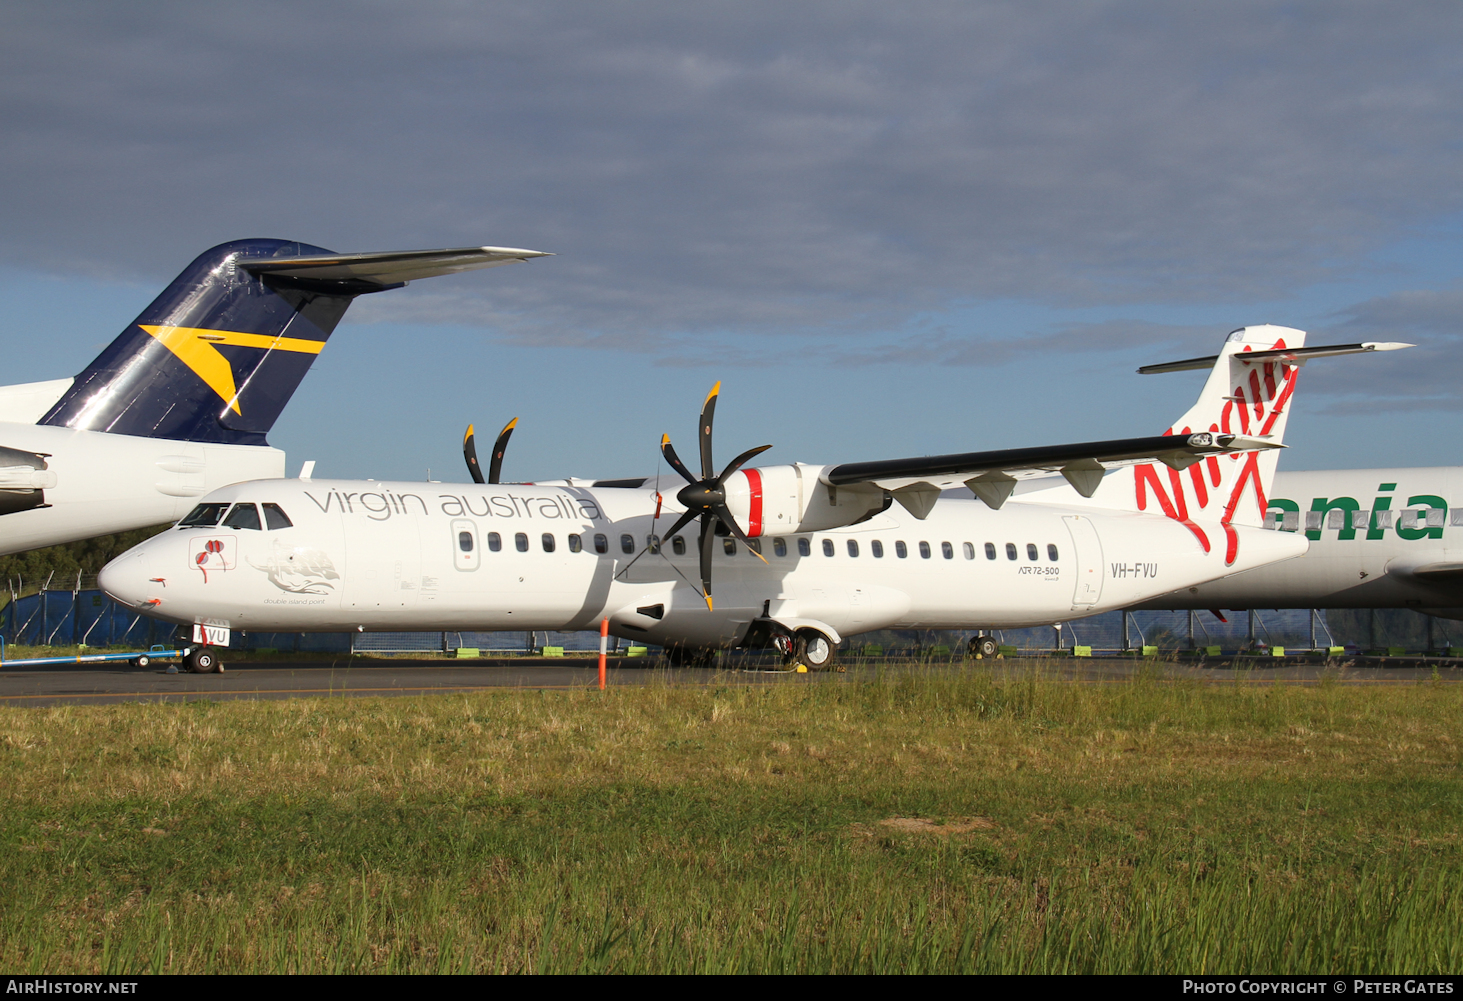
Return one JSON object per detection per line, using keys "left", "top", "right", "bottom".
{"left": 968, "top": 635, "right": 998, "bottom": 659}
{"left": 786, "top": 628, "right": 842, "bottom": 673}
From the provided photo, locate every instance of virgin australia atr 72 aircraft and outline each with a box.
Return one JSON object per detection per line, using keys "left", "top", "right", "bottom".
{"left": 0, "top": 239, "right": 548, "bottom": 556}
{"left": 99, "top": 326, "right": 1407, "bottom": 671}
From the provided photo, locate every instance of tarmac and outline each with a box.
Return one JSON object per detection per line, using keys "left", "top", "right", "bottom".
{"left": 0, "top": 653, "right": 1457, "bottom": 706}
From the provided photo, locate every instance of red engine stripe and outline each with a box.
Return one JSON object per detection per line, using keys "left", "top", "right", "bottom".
{"left": 744, "top": 468, "right": 763, "bottom": 537}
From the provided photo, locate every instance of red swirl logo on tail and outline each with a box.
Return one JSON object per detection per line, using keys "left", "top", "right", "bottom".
{"left": 1135, "top": 341, "right": 1298, "bottom": 566}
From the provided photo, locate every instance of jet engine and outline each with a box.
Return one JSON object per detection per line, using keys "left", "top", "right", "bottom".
{"left": 0, "top": 446, "right": 56, "bottom": 516}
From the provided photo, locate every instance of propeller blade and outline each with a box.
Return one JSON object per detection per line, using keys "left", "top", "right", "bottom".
{"left": 698, "top": 381, "right": 720, "bottom": 480}
{"left": 488, "top": 418, "right": 517, "bottom": 485}
{"left": 698, "top": 514, "right": 717, "bottom": 609}
{"left": 463, "top": 424, "right": 485, "bottom": 485}
{"left": 661, "top": 435, "right": 698, "bottom": 485}
{"left": 716, "top": 443, "right": 773, "bottom": 485}
{"left": 711, "top": 503, "right": 769, "bottom": 564}
{"left": 659, "top": 507, "right": 700, "bottom": 544}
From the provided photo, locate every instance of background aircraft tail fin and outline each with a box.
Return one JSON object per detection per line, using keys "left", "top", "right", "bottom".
{"left": 39, "top": 239, "right": 547, "bottom": 446}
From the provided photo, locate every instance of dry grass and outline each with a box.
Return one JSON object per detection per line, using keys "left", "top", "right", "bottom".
{"left": 0, "top": 666, "right": 1457, "bottom": 972}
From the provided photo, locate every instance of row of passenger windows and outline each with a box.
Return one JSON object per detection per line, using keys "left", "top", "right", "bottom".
{"left": 178, "top": 502, "right": 293, "bottom": 531}
{"left": 458, "top": 530, "right": 1060, "bottom": 563}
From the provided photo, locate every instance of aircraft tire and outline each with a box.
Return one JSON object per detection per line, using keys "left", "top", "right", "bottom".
{"left": 969, "top": 635, "right": 998, "bottom": 659}
{"left": 188, "top": 649, "right": 219, "bottom": 674}
{"left": 794, "top": 629, "right": 840, "bottom": 672}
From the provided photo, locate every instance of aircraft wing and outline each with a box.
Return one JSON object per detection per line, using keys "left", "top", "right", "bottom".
{"left": 242, "top": 246, "right": 552, "bottom": 286}
{"left": 822, "top": 432, "right": 1279, "bottom": 513}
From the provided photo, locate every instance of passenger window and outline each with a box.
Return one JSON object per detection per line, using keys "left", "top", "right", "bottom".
{"left": 774, "top": 538, "right": 787, "bottom": 557}
{"left": 178, "top": 502, "right": 229, "bottom": 528}
{"left": 941, "top": 541, "right": 953, "bottom": 559}
{"left": 262, "top": 503, "right": 293, "bottom": 529}
{"left": 963, "top": 542, "right": 975, "bottom": 560}
{"left": 1006, "top": 543, "right": 1017, "bottom": 560}
{"left": 458, "top": 531, "right": 474, "bottom": 553}
{"left": 621, "top": 534, "right": 634, "bottom": 554}
{"left": 871, "top": 540, "right": 884, "bottom": 558}
{"left": 568, "top": 534, "right": 582, "bottom": 553}
{"left": 648, "top": 535, "right": 661, "bottom": 555}
{"left": 895, "top": 541, "right": 908, "bottom": 559}
{"left": 542, "top": 533, "right": 556, "bottom": 553}
{"left": 673, "top": 535, "right": 686, "bottom": 555}
{"left": 594, "top": 533, "right": 608, "bottom": 554}
{"left": 487, "top": 532, "right": 502, "bottom": 552}
{"left": 724, "top": 538, "right": 737, "bottom": 556}
{"left": 515, "top": 532, "right": 529, "bottom": 552}
{"left": 918, "top": 541, "right": 931, "bottom": 559}
{"left": 1026, "top": 543, "right": 1038, "bottom": 561}
{"left": 985, "top": 542, "right": 997, "bottom": 560}
{"left": 847, "top": 539, "right": 859, "bottom": 557}
{"left": 222, "top": 503, "right": 261, "bottom": 530}
{"left": 747, "top": 538, "right": 761, "bottom": 556}
{"left": 822, "top": 539, "right": 835, "bottom": 557}
{"left": 798, "top": 538, "right": 811, "bottom": 557}
{"left": 1047, "top": 544, "right": 1059, "bottom": 561}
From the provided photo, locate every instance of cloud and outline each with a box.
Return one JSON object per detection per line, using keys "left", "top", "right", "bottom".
{"left": 3, "top": 1, "right": 1463, "bottom": 345}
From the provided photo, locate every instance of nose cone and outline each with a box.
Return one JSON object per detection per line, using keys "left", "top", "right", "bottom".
{"left": 98, "top": 547, "right": 153, "bottom": 609}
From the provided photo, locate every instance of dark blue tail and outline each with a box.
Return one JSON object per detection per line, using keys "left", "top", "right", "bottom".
{"left": 40, "top": 239, "right": 377, "bottom": 446}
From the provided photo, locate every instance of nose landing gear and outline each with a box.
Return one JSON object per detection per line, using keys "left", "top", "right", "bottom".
{"left": 186, "top": 648, "right": 223, "bottom": 674}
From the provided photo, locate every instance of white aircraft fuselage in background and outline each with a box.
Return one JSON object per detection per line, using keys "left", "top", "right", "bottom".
{"left": 1134, "top": 467, "right": 1463, "bottom": 618}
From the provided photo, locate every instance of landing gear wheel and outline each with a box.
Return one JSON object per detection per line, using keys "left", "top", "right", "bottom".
{"left": 132, "top": 654, "right": 150, "bottom": 669}
{"left": 969, "top": 635, "right": 998, "bottom": 659}
{"left": 793, "top": 630, "right": 840, "bottom": 672}
{"left": 188, "top": 648, "right": 220, "bottom": 674}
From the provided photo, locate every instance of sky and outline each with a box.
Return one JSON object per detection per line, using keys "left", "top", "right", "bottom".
{"left": 2, "top": 1, "right": 1462, "bottom": 483}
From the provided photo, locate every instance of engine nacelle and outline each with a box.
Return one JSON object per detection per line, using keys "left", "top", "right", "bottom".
{"left": 721, "top": 463, "right": 887, "bottom": 536}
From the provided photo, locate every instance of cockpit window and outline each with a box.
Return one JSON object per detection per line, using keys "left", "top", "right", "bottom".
{"left": 262, "top": 503, "right": 293, "bottom": 530}
{"left": 222, "top": 503, "right": 261, "bottom": 530}
{"left": 178, "top": 502, "right": 229, "bottom": 528}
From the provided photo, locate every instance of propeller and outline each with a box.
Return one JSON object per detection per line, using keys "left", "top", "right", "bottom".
{"left": 463, "top": 418, "right": 518, "bottom": 485}
{"left": 656, "top": 381, "right": 771, "bottom": 610}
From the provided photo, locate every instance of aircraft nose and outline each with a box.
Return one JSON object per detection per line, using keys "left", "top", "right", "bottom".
{"left": 98, "top": 547, "right": 153, "bottom": 609}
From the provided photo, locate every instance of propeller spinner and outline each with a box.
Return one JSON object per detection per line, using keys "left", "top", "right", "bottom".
{"left": 657, "top": 381, "right": 771, "bottom": 610}
{"left": 463, "top": 418, "right": 518, "bottom": 485}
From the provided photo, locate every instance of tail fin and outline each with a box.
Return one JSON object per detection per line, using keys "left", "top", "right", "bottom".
{"left": 39, "top": 239, "right": 548, "bottom": 445}
{"left": 1126, "top": 324, "right": 1306, "bottom": 563}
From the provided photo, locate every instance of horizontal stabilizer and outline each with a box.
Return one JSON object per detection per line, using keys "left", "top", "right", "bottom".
{"left": 1139, "top": 341, "right": 1413, "bottom": 375}
{"left": 242, "top": 246, "right": 552, "bottom": 286}
{"left": 824, "top": 431, "right": 1281, "bottom": 503}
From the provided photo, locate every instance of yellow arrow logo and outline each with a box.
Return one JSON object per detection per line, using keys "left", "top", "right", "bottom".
{"left": 139, "top": 325, "right": 325, "bottom": 414}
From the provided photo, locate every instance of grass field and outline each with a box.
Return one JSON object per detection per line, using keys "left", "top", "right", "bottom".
{"left": 0, "top": 665, "right": 1457, "bottom": 974}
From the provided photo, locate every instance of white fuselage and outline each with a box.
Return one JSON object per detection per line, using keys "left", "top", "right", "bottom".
{"left": 0, "top": 421, "right": 285, "bottom": 556}
{"left": 101, "top": 477, "right": 1308, "bottom": 646}
{"left": 1133, "top": 467, "right": 1463, "bottom": 612}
